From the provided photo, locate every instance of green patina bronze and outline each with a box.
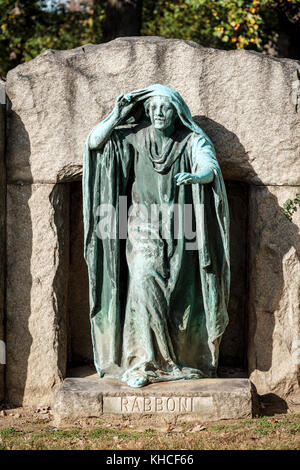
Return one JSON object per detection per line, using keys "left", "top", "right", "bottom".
{"left": 83, "top": 84, "right": 230, "bottom": 388}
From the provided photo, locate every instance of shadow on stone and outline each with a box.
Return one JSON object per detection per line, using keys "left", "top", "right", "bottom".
{"left": 259, "top": 393, "right": 289, "bottom": 416}
{"left": 68, "top": 183, "right": 93, "bottom": 366}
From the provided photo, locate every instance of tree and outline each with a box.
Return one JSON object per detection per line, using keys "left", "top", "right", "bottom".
{"left": 142, "top": 0, "right": 300, "bottom": 58}
{"left": 102, "top": 0, "right": 143, "bottom": 42}
{"left": 274, "top": 0, "right": 300, "bottom": 59}
{"left": 0, "top": 0, "right": 100, "bottom": 76}
{"left": 0, "top": 0, "right": 299, "bottom": 77}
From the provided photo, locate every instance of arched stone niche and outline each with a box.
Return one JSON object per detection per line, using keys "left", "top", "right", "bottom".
{"left": 4, "top": 37, "right": 300, "bottom": 408}
{"left": 67, "top": 180, "right": 249, "bottom": 373}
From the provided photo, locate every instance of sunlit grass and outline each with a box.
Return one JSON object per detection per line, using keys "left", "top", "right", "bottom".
{"left": 0, "top": 413, "right": 299, "bottom": 450}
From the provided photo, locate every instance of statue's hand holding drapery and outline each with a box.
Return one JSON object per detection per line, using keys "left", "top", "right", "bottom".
{"left": 174, "top": 168, "right": 214, "bottom": 185}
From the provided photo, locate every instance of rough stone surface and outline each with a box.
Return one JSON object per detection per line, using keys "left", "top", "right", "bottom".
{"left": 5, "top": 37, "right": 300, "bottom": 185}
{"left": 248, "top": 186, "right": 300, "bottom": 402}
{"left": 52, "top": 375, "right": 252, "bottom": 425}
{"left": 0, "top": 80, "right": 5, "bottom": 401}
{"left": 6, "top": 183, "right": 69, "bottom": 406}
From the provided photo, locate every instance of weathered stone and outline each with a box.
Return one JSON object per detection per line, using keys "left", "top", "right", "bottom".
{"left": 6, "top": 183, "right": 69, "bottom": 406}
{"left": 5, "top": 37, "right": 300, "bottom": 185}
{"left": 0, "top": 80, "right": 5, "bottom": 402}
{"left": 52, "top": 375, "right": 252, "bottom": 424}
{"left": 52, "top": 376, "right": 103, "bottom": 423}
{"left": 248, "top": 186, "right": 300, "bottom": 402}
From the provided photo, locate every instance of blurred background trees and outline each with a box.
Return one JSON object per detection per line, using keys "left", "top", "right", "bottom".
{"left": 102, "top": 0, "right": 143, "bottom": 41}
{"left": 0, "top": 0, "right": 299, "bottom": 76}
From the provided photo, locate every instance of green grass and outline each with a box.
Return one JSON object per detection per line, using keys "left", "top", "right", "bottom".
{"left": 88, "top": 427, "right": 140, "bottom": 440}
{"left": 0, "top": 426, "right": 17, "bottom": 438}
{"left": 0, "top": 413, "right": 299, "bottom": 450}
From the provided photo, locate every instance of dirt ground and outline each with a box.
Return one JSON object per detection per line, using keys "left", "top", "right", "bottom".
{"left": 0, "top": 404, "right": 299, "bottom": 450}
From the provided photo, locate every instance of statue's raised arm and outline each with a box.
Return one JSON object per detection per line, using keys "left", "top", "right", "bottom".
{"left": 88, "top": 94, "right": 136, "bottom": 150}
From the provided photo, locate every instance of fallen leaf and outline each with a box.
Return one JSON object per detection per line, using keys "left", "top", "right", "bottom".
{"left": 166, "top": 423, "right": 173, "bottom": 433}
{"left": 190, "top": 424, "right": 206, "bottom": 433}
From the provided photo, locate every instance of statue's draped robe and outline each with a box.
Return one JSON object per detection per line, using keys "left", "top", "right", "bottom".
{"left": 83, "top": 85, "right": 230, "bottom": 384}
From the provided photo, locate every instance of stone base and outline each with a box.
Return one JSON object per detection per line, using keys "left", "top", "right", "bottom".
{"left": 52, "top": 376, "right": 253, "bottom": 425}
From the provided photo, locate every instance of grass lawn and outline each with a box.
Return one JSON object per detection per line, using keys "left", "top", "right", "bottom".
{"left": 0, "top": 408, "right": 299, "bottom": 450}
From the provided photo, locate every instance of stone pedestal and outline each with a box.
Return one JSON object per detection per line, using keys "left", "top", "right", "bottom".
{"left": 52, "top": 376, "right": 253, "bottom": 425}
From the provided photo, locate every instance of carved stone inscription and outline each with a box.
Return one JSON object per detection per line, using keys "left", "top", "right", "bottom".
{"left": 103, "top": 396, "right": 213, "bottom": 414}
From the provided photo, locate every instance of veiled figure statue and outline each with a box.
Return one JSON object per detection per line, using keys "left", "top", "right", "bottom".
{"left": 83, "top": 84, "right": 230, "bottom": 388}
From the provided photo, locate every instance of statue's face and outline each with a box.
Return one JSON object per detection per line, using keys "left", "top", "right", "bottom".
{"left": 147, "top": 96, "right": 176, "bottom": 131}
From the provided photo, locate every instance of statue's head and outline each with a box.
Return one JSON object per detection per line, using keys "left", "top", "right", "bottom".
{"left": 144, "top": 95, "right": 176, "bottom": 131}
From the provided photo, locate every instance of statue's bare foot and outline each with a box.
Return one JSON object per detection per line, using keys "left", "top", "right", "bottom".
{"left": 126, "top": 372, "right": 148, "bottom": 388}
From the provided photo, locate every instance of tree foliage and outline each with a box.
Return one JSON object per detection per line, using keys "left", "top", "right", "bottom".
{"left": 142, "top": 0, "right": 300, "bottom": 52}
{"left": 0, "top": 0, "right": 299, "bottom": 76}
{"left": 0, "top": 0, "right": 106, "bottom": 76}
{"left": 283, "top": 193, "right": 300, "bottom": 221}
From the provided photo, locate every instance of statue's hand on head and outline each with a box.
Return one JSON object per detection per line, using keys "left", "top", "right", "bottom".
{"left": 88, "top": 94, "right": 136, "bottom": 150}
{"left": 175, "top": 168, "right": 214, "bottom": 186}
{"left": 113, "top": 94, "right": 136, "bottom": 124}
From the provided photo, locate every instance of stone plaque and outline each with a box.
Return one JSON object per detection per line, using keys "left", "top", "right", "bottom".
{"left": 103, "top": 395, "right": 213, "bottom": 415}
